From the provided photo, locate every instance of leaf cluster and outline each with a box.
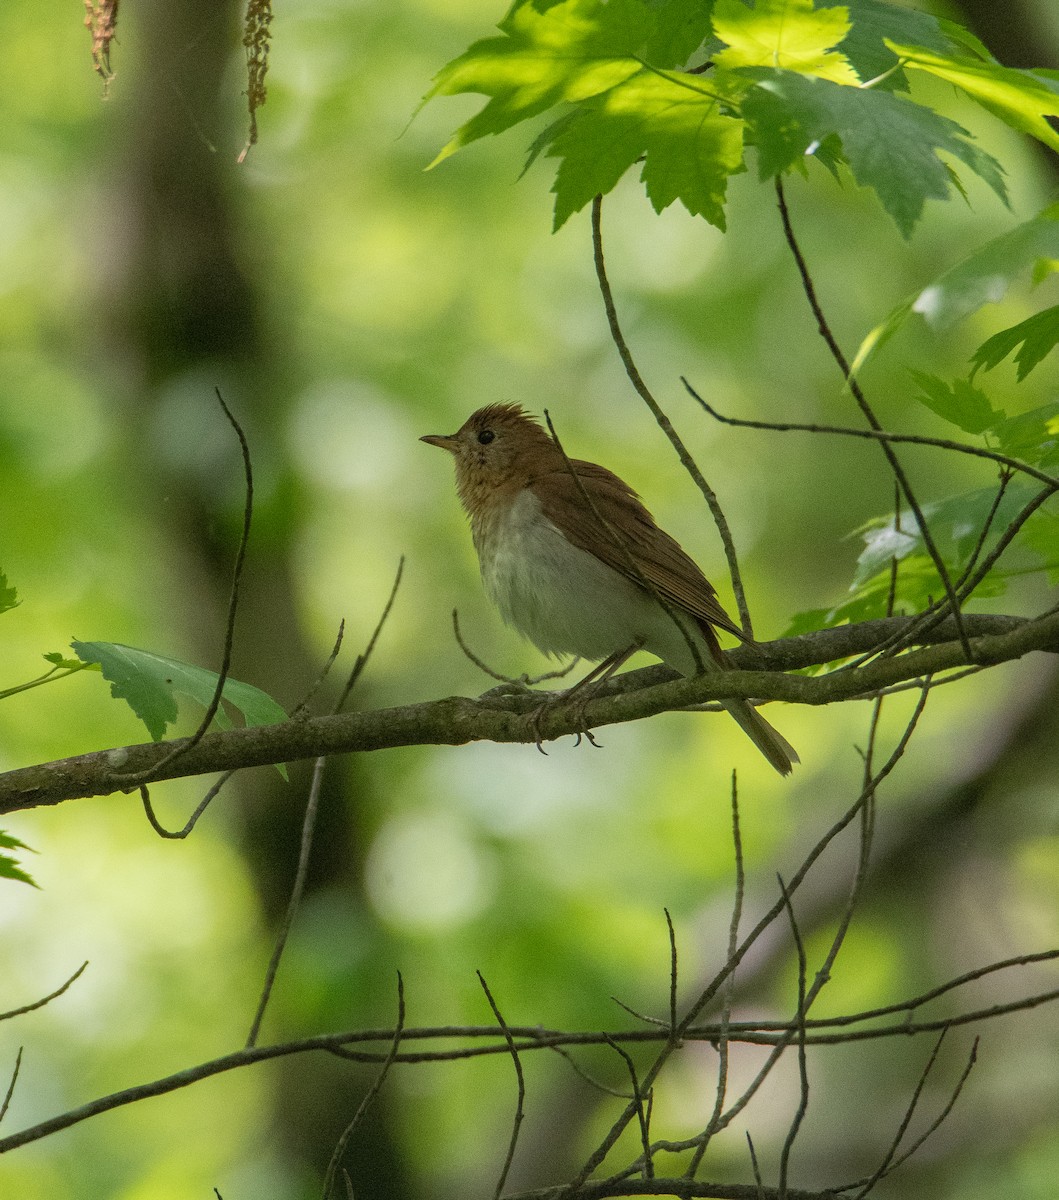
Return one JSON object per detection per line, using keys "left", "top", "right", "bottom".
{"left": 427, "top": 0, "right": 1059, "bottom": 236}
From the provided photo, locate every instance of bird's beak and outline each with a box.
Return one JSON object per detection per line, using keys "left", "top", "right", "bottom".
{"left": 420, "top": 433, "right": 458, "bottom": 453}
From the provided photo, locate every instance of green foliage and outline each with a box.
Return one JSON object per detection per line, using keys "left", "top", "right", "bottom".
{"left": 0, "top": 830, "right": 37, "bottom": 888}
{"left": 909, "top": 370, "right": 1000, "bottom": 435}
{"left": 971, "top": 305, "right": 1059, "bottom": 382}
{"left": 805, "top": 482, "right": 1059, "bottom": 632}
{"left": 427, "top": 0, "right": 1058, "bottom": 236}
{"left": 71, "top": 640, "right": 288, "bottom": 743}
{"left": 855, "top": 202, "right": 1059, "bottom": 367}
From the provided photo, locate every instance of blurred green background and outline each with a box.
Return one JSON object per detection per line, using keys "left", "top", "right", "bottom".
{"left": 1, "top": 1, "right": 1058, "bottom": 1197}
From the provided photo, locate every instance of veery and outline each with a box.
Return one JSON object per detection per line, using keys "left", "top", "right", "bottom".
{"left": 421, "top": 404, "right": 798, "bottom": 775}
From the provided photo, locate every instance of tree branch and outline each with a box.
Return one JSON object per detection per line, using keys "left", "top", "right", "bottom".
{"left": 2, "top": 612, "right": 1057, "bottom": 815}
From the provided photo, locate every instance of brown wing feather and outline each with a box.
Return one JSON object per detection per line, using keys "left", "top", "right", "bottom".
{"left": 531, "top": 460, "right": 747, "bottom": 643}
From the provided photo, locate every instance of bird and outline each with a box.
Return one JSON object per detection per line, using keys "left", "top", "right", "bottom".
{"left": 421, "top": 403, "right": 798, "bottom": 775}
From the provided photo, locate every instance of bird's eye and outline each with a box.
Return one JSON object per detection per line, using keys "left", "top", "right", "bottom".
{"left": 477, "top": 429, "right": 495, "bottom": 445}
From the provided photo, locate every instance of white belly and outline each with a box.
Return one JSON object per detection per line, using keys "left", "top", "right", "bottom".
{"left": 473, "top": 489, "right": 709, "bottom": 673}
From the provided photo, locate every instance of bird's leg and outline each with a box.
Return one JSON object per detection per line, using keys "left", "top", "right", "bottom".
{"left": 530, "top": 642, "right": 641, "bottom": 752}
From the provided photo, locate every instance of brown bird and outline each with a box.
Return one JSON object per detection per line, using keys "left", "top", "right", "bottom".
{"left": 421, "top": 404, "right": 798, "bottom": 775}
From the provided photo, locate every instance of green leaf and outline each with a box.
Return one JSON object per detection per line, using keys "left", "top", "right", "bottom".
{"left": 990, "top": 402, "right": 1059, "bottom": 463}
{"left": 852, "top": 202, "right": 1059, "bottom": 371}
{"left": 742, "top": 69, "right": 1007, "bottom": 237}
{"left": 834, "top": 0, "right": 954, "bottom": 88}
{"left": 890, "top": 42, "right": 1059, "bottom": 155}
{"left": 852, "top": 483, "right": 1046, "bottom": 592}
{"left": 712, "top": 0, "right": 859, "bottom": 84}
{"left": 908, "top": 370, "right": 1001, "bottom": 434}
{"left": 971, "top": 305, "right": 1059, "bottom": 382}
{"left": 644, "top": 0, "right": 716, "bottom": 65}
{"left": 546, "top": 67, "right": 744, "bottom": 228}
{"left": 42, "top": 651, "right": 88, "bottom": 669}
{"left": 0, "top": 570, "right": 18, "bottom": 615}
{"left": 0, "top": 831, "right": 38, "bottom": 888}
{"left": 427, "top": 0, "right": 655, "bottom": 165}
{"left": 71, "top": 641, "right": 288, "bottom": 744}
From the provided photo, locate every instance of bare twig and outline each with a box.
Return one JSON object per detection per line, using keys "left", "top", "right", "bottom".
{"left": 289, "top": 621, "right": 346, "bottom": 720}
{"left": 851, "top": 1029, "right": 949, "bottom": 1199}
{"left": 453, "top": 609, "right": 578, "bottom": 686}
{"left": 685, "top": 384, "right": 1059, "bottom": 491}
{"left": 0, "top": 962, "right": 89, "bottom": 1023}
{"left": 605, "top": 1037, "right": 654, "bottom": 1179}
{"left": 853, "top": 1038, "right": 979, "bottom": 1193}
{"left": 773, "top": 178, "right": 972, "bottom": 661}
{"left": 334, "top": 558, "right": 405, "bottom": 714}
{"left": 246, "top": 753, "right": 326, "bottom": 1049}
{"left": 247, "top": 561, "right": 405, "bottom": 1047}
{"left": 115, "top": 390, "right": 254, "bottom": 788}
{"left": 321, "top": 973, "right": 405, "bottom": 1199}
{"left": 747, "top": 1133, "right": 766, "bottom": 1200}
{"left": 478, "top": 971, "right": 526, "bottom": 1200}
{"left": 0, "top": 985, "right": 1051, "bottom": 1155}
{"left": 665, "top": 908, "right": 679, "bottom": 1040}
{"left": 0, "top": 1049, "right": 22, "bottom": 1126}
{"left": 138, "top": 773, "right": 235, "bottom": 839}
{"left": 776, "top": 877, "right": 810, "bottom": 1200}
{"left": 686, "top": 775, "right": 745, "bottom": 1176}
{"left": 591, "top": 194, "right": 754, "bottom": 638}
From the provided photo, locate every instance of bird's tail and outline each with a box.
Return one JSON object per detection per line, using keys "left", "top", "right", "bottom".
{"left": 721, "top": 698, "right": 799, "bottom": 777}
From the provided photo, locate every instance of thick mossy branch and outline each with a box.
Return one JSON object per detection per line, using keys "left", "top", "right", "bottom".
{"left": 1, "top": 612, "right": 1055, "bottom": 815}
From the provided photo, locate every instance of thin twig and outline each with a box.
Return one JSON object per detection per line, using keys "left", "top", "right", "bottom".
{"left": 604, "top": 1036, "right": 653, "bottom": 1179}
{"left": 665, "top": 908, "right": 679, "bottom": 1040}
{"left": 0, "top": 1049, "right": 22, "bottom": 1125}
{"left": 334, "top": 558, "right": 405, "bottom": 714}
{"left": 289, "top": 621, "right": 346, "bottom": 720}
{"left": 747, "top": 1133, "right": 766, "bottom": 1200}
{"left": 0, "top": 988, "right": 1050, "bottom": 1156}
{"left": 245, "top": 753, "right": 325, "bottom": 1048}
{"left": 857, "top": 1038, "right": 979, "bottom": 1190}
{"left": 139, "top": 773, "right": 235, "bottom": 839}
{"left": 851, "top": 1028, "right": 948, "bottom": 1200}
{"left": 0, "top": 961, "right": 89, "bottom": 1022}
{"left": 577, "top": 690, "right": 929, "bottom": 1187}
{"left": 321, "top": 973, "right": 406, "bottom": 1199}
{"left": 685, "top": 384, "right": 1059, "bottom": 491}
{"left": 453, "top": 609, "right": 578, "bottom": 686}
{"left": 686, "top": 774, "right": 745, "bottom": 1176}
{"left": 591, "top": 194, "right": 754, "bottom": 638}
{"left": 247, "top": 562, "right": 405, "bottom": 1046}
{"left": 773, "top": 178, "right": 972, "bottom": 662}
{"left": 115, "top": 390, "right": 255, "bottom": 786}
{"left": 478, "top": 971, "right": 526, "bottom": 1200}
{"left": 777, "top": 876, "right": 810, "bottom": 1200}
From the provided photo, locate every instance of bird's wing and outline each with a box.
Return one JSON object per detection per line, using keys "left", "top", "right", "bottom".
{"left": 532, "top": 460, "right": 747, "bottom": 642}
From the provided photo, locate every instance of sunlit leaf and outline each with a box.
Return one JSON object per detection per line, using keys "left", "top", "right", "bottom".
{"left": 426, "top": 0, "right": 655, "bottom": 165}
{"left": 890, "top": 42, "right": 1059, "bottom": 155}
{"left": 712, "top": 0, "right": 859, "bottom": 85}
{"left": 546, "top": 67, "right": 745, "bottom": 228}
